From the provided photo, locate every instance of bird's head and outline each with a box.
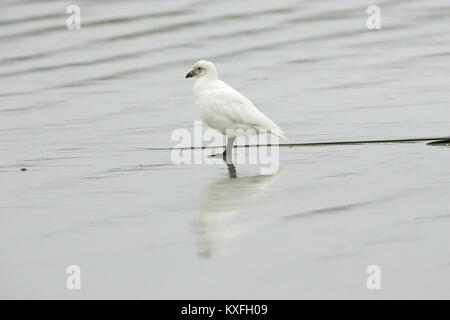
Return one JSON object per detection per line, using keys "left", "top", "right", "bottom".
{"left": 185, "top": 60, "right": 218, "bottom": 80}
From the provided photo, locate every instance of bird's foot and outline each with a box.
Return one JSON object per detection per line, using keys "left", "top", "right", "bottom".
{"left": 208, "top": 151, "right": 226, "bottom": 158}
{"left": 208, "top": 150, "right": 233, "bottom": 163}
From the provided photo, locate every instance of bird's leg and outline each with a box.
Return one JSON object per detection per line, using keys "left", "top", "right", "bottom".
{"left": 223, "top": 136, "right": 235, "bottom": 164}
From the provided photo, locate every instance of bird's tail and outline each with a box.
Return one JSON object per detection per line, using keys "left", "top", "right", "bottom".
{"left": 270, "top": 128, "right": 288, "bottom": 142}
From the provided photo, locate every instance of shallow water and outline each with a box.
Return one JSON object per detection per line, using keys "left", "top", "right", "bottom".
{"left": 1, "top": 0, "right": 449, "bottom": 299}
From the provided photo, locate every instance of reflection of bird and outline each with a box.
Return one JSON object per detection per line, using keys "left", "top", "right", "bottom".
{"left": 194, "top": 169, "right": 280, "bottom": 258}
{"left": 185, "top": 60, "right": 286, "bottom": 162}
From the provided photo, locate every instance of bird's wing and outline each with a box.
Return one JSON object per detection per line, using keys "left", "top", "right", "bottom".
{"left": 209, "top": 81, "right": 284, "bottom": 136}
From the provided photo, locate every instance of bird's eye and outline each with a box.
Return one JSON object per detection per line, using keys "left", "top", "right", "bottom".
{"left": 197, "top": 67, "right": 201, "bottom": 71}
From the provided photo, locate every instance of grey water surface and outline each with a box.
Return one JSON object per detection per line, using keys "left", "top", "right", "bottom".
{"left": 1, "top": 0, "right": 449, "bottom": 299}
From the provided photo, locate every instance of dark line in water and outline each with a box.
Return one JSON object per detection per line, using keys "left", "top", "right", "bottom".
{"left": 0, "top": 9, "right": 191, "bottom": 41}
{"left": 96, "top": 7, "right": 292, "bottom": 44}
{"left": 138, "top": 137, "right": 450, "bottom": 151}
{"left": 427, "top": 139, "right": 450, "bottom": 146}
{"left": 0, "top": 12, "right": 61, "bottom": 26}
{"left": 0, "top": 43, "right": 190, "bottom": 79}
{"left": 49, "top": 58, "right": 194, "bottom": 89}
{"left": 282, "top": 191, "right": 411, "bottom": 221}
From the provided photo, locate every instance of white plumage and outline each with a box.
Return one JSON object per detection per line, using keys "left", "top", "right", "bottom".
{"left": 185, "top": 60, "right": 285, "bottom": 160}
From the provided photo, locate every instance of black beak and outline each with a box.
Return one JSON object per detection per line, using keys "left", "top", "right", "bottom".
{"left": 185, "top": 70, "right": 194, "bottom": 78}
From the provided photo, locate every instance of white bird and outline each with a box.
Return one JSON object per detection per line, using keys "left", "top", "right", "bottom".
{"left": 185, "top": 60, "right": 286, "bottom": 162}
